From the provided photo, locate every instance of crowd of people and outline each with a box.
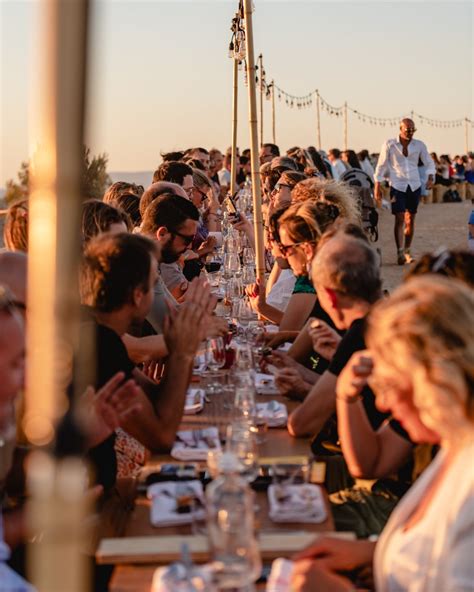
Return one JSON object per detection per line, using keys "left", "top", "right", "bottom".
{"left": 0, "top": 124, "right": 473, "bottom": 590}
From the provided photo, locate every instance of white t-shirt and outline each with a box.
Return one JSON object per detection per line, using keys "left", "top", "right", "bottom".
{"left": 266, "top": 269, "right": 296, "bottom": 312}
{"left": 375, "top": 440, "right": 474, "bottom": 592}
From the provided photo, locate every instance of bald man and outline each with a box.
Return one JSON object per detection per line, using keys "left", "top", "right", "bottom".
{"left": 374, "top": 119, "right": 435, "bottom": 265}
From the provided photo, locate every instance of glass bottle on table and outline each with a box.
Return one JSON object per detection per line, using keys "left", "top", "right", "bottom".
{"left": 206, "top": 452, "right": 261, "bottom": 589}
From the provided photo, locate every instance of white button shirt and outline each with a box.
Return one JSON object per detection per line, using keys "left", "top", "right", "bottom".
{"left": 330, "top": 159, "right": 347, "bottom": 181}
{"left": 374, "top": 137, "right": 435, "bottom": 192}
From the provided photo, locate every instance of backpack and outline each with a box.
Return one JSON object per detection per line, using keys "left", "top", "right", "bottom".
{"left": 442, "top": 189, "right": 462, "bottom": 203}
{"left": 340, "top": 169, "right": 379, "bottom": 242}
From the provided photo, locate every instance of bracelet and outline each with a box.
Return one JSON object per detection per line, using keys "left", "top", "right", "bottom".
{"left": 336, "top": 393, "right": 362, "bottom": 404}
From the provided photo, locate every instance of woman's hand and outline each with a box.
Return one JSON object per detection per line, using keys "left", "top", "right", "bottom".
{"left": 245, "top": 278, "right": 266, "bottom": 312}
{"left": 291, "top": 559, "right": 354, "bottom": 592}
{"left": 293, "top": 536, "right": 375, "bottom": 572}
{"left": 197, "top": 236, "right": 217, "bottom": 257}
{"left": 307, "top": 318, "right": 341, "bottom": 361}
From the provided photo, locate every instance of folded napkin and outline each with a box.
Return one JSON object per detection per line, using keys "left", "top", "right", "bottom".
{"left": 170, "top": 427, "right": 221, "bottom": 461}
{"left": 255, "top": 373, "right": 279, "bottom": 395}
{"left": 256, "top": 401, "right": 288, "bottom": 427}
{"left": 268, "top": 484, "right": 327, "bottom": 524}
{"left": 152, "top": 562, "right": 216, "bottom": 592}
{"left": 183, "top": 388, "right": 204, "bottom": 415}
{"left": 147, "top": 480, "right": 205, "bottom": 527}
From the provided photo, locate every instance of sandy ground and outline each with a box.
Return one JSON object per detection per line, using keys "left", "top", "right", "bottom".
{"left": 377, "top": 200, "right": 472, "bottom": 292}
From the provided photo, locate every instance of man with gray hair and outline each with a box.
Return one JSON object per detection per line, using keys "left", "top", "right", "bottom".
{"left": 288, "top": 232, "right": 385, "bottom": 440}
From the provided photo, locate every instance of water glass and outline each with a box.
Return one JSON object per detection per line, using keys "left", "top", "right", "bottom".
{"left": 226, "top": 420, "right": 259, "bottom": 484}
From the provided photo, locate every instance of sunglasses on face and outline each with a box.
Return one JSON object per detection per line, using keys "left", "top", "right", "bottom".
{"left": 193, "top": 186, "right": 208, "bottom": 202}
{"left": 171, "top": 230, "right": 195, "bottom": 246}
{"left": 278, "top": 241, "right": 308, "bottom": 257}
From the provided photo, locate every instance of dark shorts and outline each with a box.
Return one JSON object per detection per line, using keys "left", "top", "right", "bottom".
{"left": 390, "top": 186, "right": 421, "bottom": 215}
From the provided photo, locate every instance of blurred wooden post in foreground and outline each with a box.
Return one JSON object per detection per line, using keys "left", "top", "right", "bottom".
{"left": 243, "top": 0, "right": 265, "bottom": 284}
{"left": 230, "top": 58, "right": 239, "bottom": 196}
{"left": 26, "top": 0, "right": 91, "bottom": 590}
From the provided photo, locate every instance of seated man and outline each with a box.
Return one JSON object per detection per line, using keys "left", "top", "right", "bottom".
{"left": 80, "top": 232, "right": 214, "bottom": 487}
{"left": 140, "top": 193, "right": 200, "bottom": 302}
{"left": 288, "top": 233, "right": 385, "bottom": 440}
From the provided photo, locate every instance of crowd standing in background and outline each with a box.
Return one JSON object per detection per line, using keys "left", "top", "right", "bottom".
{"left": 0, "top": 123, "right": 473, "bottom": 590}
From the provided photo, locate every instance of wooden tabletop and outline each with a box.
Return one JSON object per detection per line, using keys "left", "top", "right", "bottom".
{"left": 96, "top": 386, "right": 336, "bottom": 591}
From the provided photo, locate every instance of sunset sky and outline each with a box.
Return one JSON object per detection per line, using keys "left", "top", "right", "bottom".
{"left": 1, "top": 0, "right": 472, "bottom": 186}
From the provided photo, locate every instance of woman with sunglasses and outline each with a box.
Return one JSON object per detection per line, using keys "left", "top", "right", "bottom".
{"left": 292, "top": 275, "right": 474, "bottom": 591}
{"left": 247, "top": 201, "right": 341, "bottom": 337}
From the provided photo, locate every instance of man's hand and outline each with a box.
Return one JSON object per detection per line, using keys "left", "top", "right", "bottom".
{"left": 183, "top": 276, "right": 217, "bottom": 313}
{"left": 267, "top": 349, "right": 299, "bottom": 370}
{"left": 307, "top": 318, "right": 341, "bottom": 361}
{"left": 426, "top": 175, "right": 434, "bottom": 191}
{"left": 163, "top": 301, "right": 208, "bottom": 357}
{"left": 275, "top": 367, "right": 311, "bottom": 399}
{"left": 80, "top": 372, "right": 142, "bottom": 448}
{"left": 335, "top": 350, "right": 373, "bottom": 402}
{"left": 205, "top": 315, "right": 229, "bottom": 338}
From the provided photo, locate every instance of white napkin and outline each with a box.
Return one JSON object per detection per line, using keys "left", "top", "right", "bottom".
{"left": 277, "top": 342, "right": 292, "bottom": 353}
{"left": 266, "top": 558, "right": 294, "bottom": 592}
{"left": 255, "top": 372, "right": 279, "bottom": 395}
{"left": 152, "top": 563, "right": 217, "bottom": 592}
{"left": 147, "top": 480, "right": 205, "bottom": 527}
{"left": 184, "top": 388, "right": 204, "bottom": 415}
{"left": 256, "top": 401, "right": 288, "bottom": 427}
{"left": 268, "top": 484, "right": 327, "bottom": 524}
{"left": 170, "top": 427, "right": 221, "bottom": 461}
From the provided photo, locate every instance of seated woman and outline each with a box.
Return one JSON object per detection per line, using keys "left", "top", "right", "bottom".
{"left": 291, "top": 275, "right": 474, "bottom": 592}
{"left": 246, "top": 200, "right": 340, "bottom": 336}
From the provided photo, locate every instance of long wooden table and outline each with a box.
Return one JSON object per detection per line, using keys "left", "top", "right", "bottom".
{"left": 96, "top": 387, "right": 336, "bottom": 591}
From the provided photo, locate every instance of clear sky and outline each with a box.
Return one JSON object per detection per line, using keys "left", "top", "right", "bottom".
{"left": 1, "top": 0, "right": 473, "bottom": 186}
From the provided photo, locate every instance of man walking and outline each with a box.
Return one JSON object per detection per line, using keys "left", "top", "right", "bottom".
{"left": 374, "top": 119, "right": 435, "bottom": 265}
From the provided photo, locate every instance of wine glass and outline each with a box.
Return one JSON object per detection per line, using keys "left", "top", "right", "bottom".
{"left": 223, "top": 252, "right": 241, "bottom": 280}
{"left": 205, "top": 337, "right": 226, "bottom": 393}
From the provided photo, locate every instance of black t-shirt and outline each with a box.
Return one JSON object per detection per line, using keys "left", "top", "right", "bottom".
{"left": 303, "top": 298, "right": 344, "bottom": 375}
{"left": 328, "top": 317, "right": 387, "bottom": 430}
{"left": 82, "top": 315, "right": 136, "bottom": 490}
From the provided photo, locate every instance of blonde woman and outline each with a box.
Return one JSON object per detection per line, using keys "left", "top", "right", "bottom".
{"left": 291, "top": 177, "right": 361, "bottom": 225}
{"left": 291, "top": 275, "right": 474, "bottom": 592}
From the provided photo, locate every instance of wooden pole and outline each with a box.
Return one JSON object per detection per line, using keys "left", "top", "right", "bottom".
{"left": 343, "top": 101, "right": 348, "bottom": 151}
{"left": 258, "top": 53, "right": 264, "bottom": 146}
{"left": 316, "top": 91, "right": 321, "bottom": 150}
{"left": 26, "top": 0, "right": 90, "bottom": 589}
{"left": 230, "top": 58, "right": 239, "bottom": 196}
{"left": 244, "top": 0, "right": 265, "bottom": 284}
{"left": 271, "top": 79, "right": 276, "bottom": 145}
{"left": 465, "top": 118, "right": 469, "bottom": 154}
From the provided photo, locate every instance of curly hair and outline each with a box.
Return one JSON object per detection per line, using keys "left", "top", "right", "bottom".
{"left": 367, "top": 276, "right": 474, "bottom": 442}
{"left": 405, "top": 249, "right": 474, "bottom": 288}
{"left": 278, "top": 199, "right": 341, "bottom": 246}
{"left": 4, "top": 199, "right": 29, "bottom": 252}
{"left": 291, "top": 178, "right": 361, "bottom": 225}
